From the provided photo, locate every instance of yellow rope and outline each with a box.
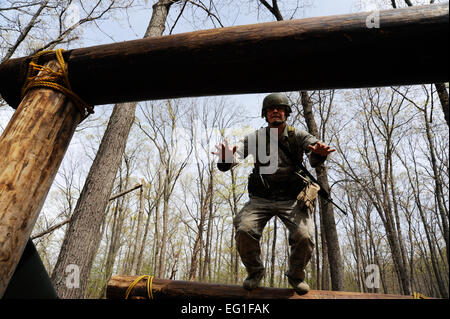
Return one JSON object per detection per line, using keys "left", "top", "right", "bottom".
{"left": 124, "top": 275, "right": 154, "bottom": 299}
{"left": 21, "top": 49, "right": 94, "bottom": 120}
{"left": 413, "top": 291, "right": 427, "bottom": 299}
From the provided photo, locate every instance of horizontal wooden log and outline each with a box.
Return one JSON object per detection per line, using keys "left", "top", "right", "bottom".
{"left": 106, "top": 275, "right": 416, "bottom": 299}
{"left": 0, "top": 3, "right": 448, "bottom": 110}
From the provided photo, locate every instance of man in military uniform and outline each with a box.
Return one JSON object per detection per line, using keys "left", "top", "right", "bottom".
{"left": 212, "top": 93, "right": 335, "bottom": 295}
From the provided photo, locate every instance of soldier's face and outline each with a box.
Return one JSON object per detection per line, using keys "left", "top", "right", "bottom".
{"left": 266, "top": 105, "right": 286, "bottom": 125}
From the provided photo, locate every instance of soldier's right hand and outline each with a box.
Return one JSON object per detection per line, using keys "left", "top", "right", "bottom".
{"left": 211, "top": 139, "right": 237, "bottom": 163}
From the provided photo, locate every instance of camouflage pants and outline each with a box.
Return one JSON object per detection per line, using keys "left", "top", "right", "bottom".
{"left": 233, "top": 196, "right": 315, "bottom": 281}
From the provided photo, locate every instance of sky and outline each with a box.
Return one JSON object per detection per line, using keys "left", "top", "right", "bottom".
{"left": 61, "top": 0, "right": 359, "bottom": 205}
{"left": 0, "top": 0, "right": 361, "bottom": 131}
{"left": 84, "top": 0, "right": 358, "bottom": 44}
{"left": 0, "top": 0, "right": 367, "bottom": 178}
{"left": 0, "top": 0, "right": 367, "bottom": 152}
{"left": 72, "top": 0, "right": 359, "bottom": 123}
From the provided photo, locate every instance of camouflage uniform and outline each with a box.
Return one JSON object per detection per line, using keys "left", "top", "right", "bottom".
{"left": 218, "top": 125, "right": 327, "bottom": 282}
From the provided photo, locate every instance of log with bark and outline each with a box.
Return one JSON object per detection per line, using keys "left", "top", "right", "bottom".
{"left": 49, "top": 1, "right": 178, "bottom": 300}
{"left": 0, "top": 60, "right": 82, "bottom": 297}
{"left": 0, "top": 3, "right": 448, "bottom": 109}
{"left": 106, "top": 275, "right": 419, "bottom": 299}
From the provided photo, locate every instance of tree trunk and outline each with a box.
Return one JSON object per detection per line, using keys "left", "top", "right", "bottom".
{"left": 398, "top": 1, "right": 449, "bottom": 128}
{"left": 202, "top": 166, "right": 214, "bottom": 281}
{"left": 349, "top": 197, "right": 364, "bottom": 292}
{"left": 349, "top": 89, "right": 412, "bottom": 295}
{"left": 434, "top": 83, "right": 449, "bottom": 126}
{"left": 130, "top": 184, "right": 145, "bottom": 275}
{"left": 300, "top": 91, "right": 345, "bottom": 291}
{"left": 270, "top": 218, "right": 277, "bottom": 287}
{"left": 404, "top": 144, "right": 448, "bottom": 298}
{"left": 421, "top": 101, "right": 449, "bottom": 266}
{"left": 230, "top": 168, "right": 240, "bottom": 284}
{"left": 311, "top": 204, "right": 321, "bottom": 289}
{"left": 153, "top": 195, "right": 161, "bottom": 277}
{"left": 388, "top": 152, "right": 411, "bottom": 291}
{"left": 50, "top": 0, "right": 177, "bottom": 298}
{"left": 215, "top": 217, "right": 225, "bottom": 282}
{"left": 99, "top": 196, "right": 127, "bottom": 297}
{"left": 136, "top": 199, "right": 153, "bottom": 275}
{"left": 0, "top": 59, "right": 82, "bottom": 297}
{"left": 320, "top": 206, "right": 329, "bottom": 291}
{"left": 189, "top": 185, "right": 207, "bottom": 281}
{"left": 50, "top": 100, "right": 136, "bottom": 298}
{"left": 385, "top": 141, "right": 412, "bottom": 294}
{"left": 158, "top": 186, "right": 169, "bottom": 279}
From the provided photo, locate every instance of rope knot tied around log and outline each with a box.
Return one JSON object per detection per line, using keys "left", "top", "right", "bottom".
{"left": 125, "top": 275, "right": 155, "bottom": 299}
{"left": 21, "top": 49, "right": 94, "bottom": 121}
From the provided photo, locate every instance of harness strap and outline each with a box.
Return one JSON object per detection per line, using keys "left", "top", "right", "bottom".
{"left": 287, "top": 125, "right": 302, "bottom": 169}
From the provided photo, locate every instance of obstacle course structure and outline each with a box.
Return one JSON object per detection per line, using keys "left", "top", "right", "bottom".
{"left": 107, "top": 276, "right": 425, "bottom": 299}
{"left": 0, "top": 3, "right": 448, "bottom": 298}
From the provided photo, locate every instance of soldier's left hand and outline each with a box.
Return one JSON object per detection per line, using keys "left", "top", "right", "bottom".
{"left": 308, "top": 141, "right": 336, "bottom": 156}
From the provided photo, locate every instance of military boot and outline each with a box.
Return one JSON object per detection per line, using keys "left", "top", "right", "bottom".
{"left": 286, "top": 275, "right": 310, "bottom": 295}
{"left": 243, "top": 268, "right": 265, "bottom": 290}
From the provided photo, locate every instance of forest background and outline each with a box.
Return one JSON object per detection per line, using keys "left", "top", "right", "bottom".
{"left": 0, "top": 0, "right": 448, "bottom": 298}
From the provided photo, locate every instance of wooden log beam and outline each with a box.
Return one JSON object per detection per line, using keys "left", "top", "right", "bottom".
{"left": 1, "top": 3, "right": 448, "bottom": 109}
{"left": 0, "top": 60, "right": 82, "bottom": 297}
{"left": 106, "top": 275, "right": 416, "bottom": 299}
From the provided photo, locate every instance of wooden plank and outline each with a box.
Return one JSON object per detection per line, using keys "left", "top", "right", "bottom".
{"left": 0, "top": 60, "right": 82, "bottom": 297}
{"left": 0, "top": 3, "right": 448, "bottom": 109}
{"left": 106, "top": 275, "right": 415, "bottom": 299}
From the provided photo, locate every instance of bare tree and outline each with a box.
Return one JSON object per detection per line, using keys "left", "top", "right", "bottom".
{"left": 300, "top": 90, "right": 346, "bottom": 291}
{"left": 0, "top": 0, "right": 134, "bottom": 63}
{"left": 434, "top": 83, "right": 449, "bottom": 126}
{"left": 184, "top": 98, "right": 236, "bottom": 281}
{"left": 398, "top": 0, "right": 449, "bottom": 127}
{"left": 130, "top": 179, "right": 146, "bottom": 275}
{"left": 392, "top": 86, "right": 448, "bottom": 255}
{"left": 136, "top": 98, "right": 191, "bottom": 278}
{"left": 396, "top": 138, "right": 448, "bottom": 298}
{"left": 334, "top": 87, "right": 416, "bottom": 295}
{"left": 51, "top": 0, "right": 179, "bottom": 298}
{"left": 0, "top": 1, "right": 133, "bottom": 133}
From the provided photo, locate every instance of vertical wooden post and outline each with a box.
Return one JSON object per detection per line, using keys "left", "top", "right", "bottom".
{"left": 0, "top": 59, "right": 82, "bottom": 297}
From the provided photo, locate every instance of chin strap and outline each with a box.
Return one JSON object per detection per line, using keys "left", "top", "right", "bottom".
{"left": 267, "top": 119, "right": 286, "bottom": 126}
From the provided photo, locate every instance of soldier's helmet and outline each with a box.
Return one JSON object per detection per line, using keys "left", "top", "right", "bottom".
{"left": 261, "top": 93, "right": 292, "bottom": 118}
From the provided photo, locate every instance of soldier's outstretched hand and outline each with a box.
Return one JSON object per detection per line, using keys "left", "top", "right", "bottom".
{"left": 212, "top": 139, "right": 237, "bottom": 162}
{"left": 308, "top": 141, "right": 336, "bottom": 156}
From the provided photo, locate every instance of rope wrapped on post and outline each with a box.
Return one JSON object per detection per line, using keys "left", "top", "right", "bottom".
{"left": 124, "top": 275, "right": 154, "bottom": 299}
{"left": 20, "top": 48, "right": 94, "bottom": 120}
{"left": 413, "top": 292, "right": 428, "bottom": 299}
